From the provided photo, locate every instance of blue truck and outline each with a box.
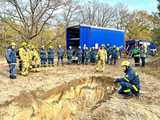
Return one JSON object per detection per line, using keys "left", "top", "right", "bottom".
{"left": 66, "top": 24, "right": 125, "bottom": 49}
{"left": 126, "top": 39, "right": 158, "bottom": 56}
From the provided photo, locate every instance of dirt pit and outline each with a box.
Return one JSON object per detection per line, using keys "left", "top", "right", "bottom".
{"left": 0, "top": 76, "right": 115, "bottom": 120}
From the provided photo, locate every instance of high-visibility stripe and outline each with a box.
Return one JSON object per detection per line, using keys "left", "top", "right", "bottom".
{"left": 135, "top": 72, "right": 138, "bottom": 76}
{"left": 123, "top": 89, "right": 131, "bottom": 93}
{"left": 133, "top": 85, "right": 138, "bottom": 92}
{"left": 124, "top": 77, "right": 129, "bottom": 82}
{"left": 134, "top": 55, "right": 140, "bottom": 57}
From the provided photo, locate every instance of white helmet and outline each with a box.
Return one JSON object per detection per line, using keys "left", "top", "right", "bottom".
{"left": 69, "top": 46, "right": 72, "bottom": 49}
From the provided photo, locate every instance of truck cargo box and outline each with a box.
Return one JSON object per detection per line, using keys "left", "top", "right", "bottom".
{"left": 66, "top": 24, "right": 125, "bottom": 49}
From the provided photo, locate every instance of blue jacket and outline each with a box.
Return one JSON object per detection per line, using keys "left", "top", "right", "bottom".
{"left": 106, "top": 46, "right": 111, "bottom": 55}
{"left": 48, "top": 48, "right": 54, "bottom": 59}
{"left": 6, "top": 48, "right": 17, "bottom": 64}
{"left": 67, "top": 49, "right": 73, "bottom": 58}
{"left": 84, "top": 49, "right": 90, "bottom": 59}
{"left": 77, "top": 49, "right": 83, "bottom": 57}
{"left": 40, "top": 48, "right": 47, "bottom": 59}
{"left": 108, "top": 47, "right": 113, "bottom": 56}
{"left": 57, "top": 48, "right": 64, "bottom": 57}
{"left": 125, "top": 67, "right": 140, "bottom": 87}
{"left": 112, "top": 48, "right": 118, "bottom": 58}
{"left": 90, "top": 49, "right": 97, "bottom": 59}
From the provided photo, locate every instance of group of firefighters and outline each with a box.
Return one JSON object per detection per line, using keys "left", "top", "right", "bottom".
{"left": 5, "top": 42, "right": 65, "bottom": 78}
{"left": 68, "top": 44, "right": 122, "bottom": 66}
{"left": 5, "top": 42, "right": 141, "bottom": 97}
{"left": 5, "top": 42, "right": 122, "bottom": 79}
{"left": 6, "top": 42, "right": 40, "bottom": 78}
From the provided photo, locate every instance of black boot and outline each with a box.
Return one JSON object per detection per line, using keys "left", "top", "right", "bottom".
{"left": 10, "top": 75, "right": 16, "bottom": 79}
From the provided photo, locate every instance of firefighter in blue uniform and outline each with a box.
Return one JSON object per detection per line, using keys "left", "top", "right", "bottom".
{"left": 90, "top": 47, "right": 97, "bottom": 64}
{"left": 48, "top": 46, "right": 54, "bottom": 67}
{"left": 106, "top": 44, "right": 111, "bottom": 64}
{"left": 90, "top": 47, "right": 94, "bottom": 63}
{"left": 40, "top": 45, "right": 47, "bottom": 67}
{"left": 67, "top": 46, "right": 73, "bottom": 64}
{"left": 119, "top": 45, "right": 124, "bottom": 58}
{"left": 5, "top": 42, "right": 17, "bottom": 79}
{"left": 115, "top": 61, "right": 141, "bottom": 97}
{"left": 57, "top": 44, "right": 65, "bottom": 66}
{"left": 77, "top": 46, "right": 83, "bottom": 65}
{"left": 111, "top": 45, "right": 118, "bottom": 65}
{"left": 84, "top": 47, "right": 90, "bottom": 65}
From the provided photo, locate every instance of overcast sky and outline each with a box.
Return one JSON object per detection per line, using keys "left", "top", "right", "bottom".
{"left": 80, "top": 0, "right": 159, "bottom": 13}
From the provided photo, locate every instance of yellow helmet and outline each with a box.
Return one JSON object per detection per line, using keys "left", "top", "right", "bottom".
{"left": 27, "top": 44, "right": 31, "bottom": 48}
{"left": 49, "top": 45, "right": 53, "bottom": 48}
{"left": 121, "top": 61, "right": 130, "bottom": 67}
{"left": 31, "top": 45, "right": 35, "bottom": 49}
{"left": 22, "top": 42, "right": 27, "bottom": 47}
{"left": 10, "top": 42, "right": 16, "bottom": 46}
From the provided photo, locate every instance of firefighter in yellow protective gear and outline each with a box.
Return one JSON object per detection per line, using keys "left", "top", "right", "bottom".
{"left": 27, "top": 44, "right": 33, "bottom": 70}
{"left": 96, "top": 44, "right": 107, "bottom": 72}
{"left": 31, "top": 45, "right": 40, "bottom": 72}
{"left": 19, "top": 42, "right": 30, "bottom": 76}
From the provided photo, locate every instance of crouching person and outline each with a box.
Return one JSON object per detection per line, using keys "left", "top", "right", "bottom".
{"left": 115, "top": 61, "right": 141, "bottom": 97}
{"left": 5, "top": 42, "right": 17, "bottom": 79}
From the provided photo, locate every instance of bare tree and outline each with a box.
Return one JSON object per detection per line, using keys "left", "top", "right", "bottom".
{"left": 126, "top": 11, "right": 153, "bottom": 39}
{"left": 78, "top": 0, "right": 99, "bottom": 25}
{"left": 61, "top": 0, "right": 80, "bottom": 28}
{"left": 0, "top": 0, "right": 65, "bottom": 40}
{"left": 46, "top": 0, "right": 81, "bottom": 46}
{"left": 76, "top": 0, "right": 116, "bottom": 27}
{"left": 96, "top": 3, "right": 115, "bottom": 27}
{"left": 113, "top": 3, "right": 130, "bottom": 30}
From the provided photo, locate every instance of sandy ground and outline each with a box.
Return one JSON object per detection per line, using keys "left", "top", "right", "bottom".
{"left": 0, "top": 57, "right": 160, "bottom": 120}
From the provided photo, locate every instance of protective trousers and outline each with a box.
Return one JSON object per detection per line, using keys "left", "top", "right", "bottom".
{"left": 111, "top": 57, "right": 117, "bottom": 65}
{"left": 78, "top": 56, "right": 82, "bottom": 64}
{"left": 41, "top": 59, "right": 47, "bottom": 66}
{"left": 134, "top": 57, "right": 140, "bottom": 66}
{"left": 9, "top": 63, "right": 16, "bottom": 79}
{"left": 48, "top": 58, "right": 54, "bottom": 66}
{"left": 118, "top": 81, "right": 132, "bottom": 96}
{"left": 32, "top": 59, "right": 40, "bottom": 72}
{"left": 84, "top": 57, "right": 90, "bottom": 65}
{"left": 67, "top": 56, "right": 72, "bottom": 64}
{"left": 96, "top": 58, "right": 105, "bottom": 72}
{"left": 21, "top": 61, "right": 30, "bottom": 76}
{"left": 58, "top": 56, "right": 64, "bottom": 65}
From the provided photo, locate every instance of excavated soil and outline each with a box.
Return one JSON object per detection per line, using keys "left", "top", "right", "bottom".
{"left": 0, "top": 76, "right": 115, "bottom": 120}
